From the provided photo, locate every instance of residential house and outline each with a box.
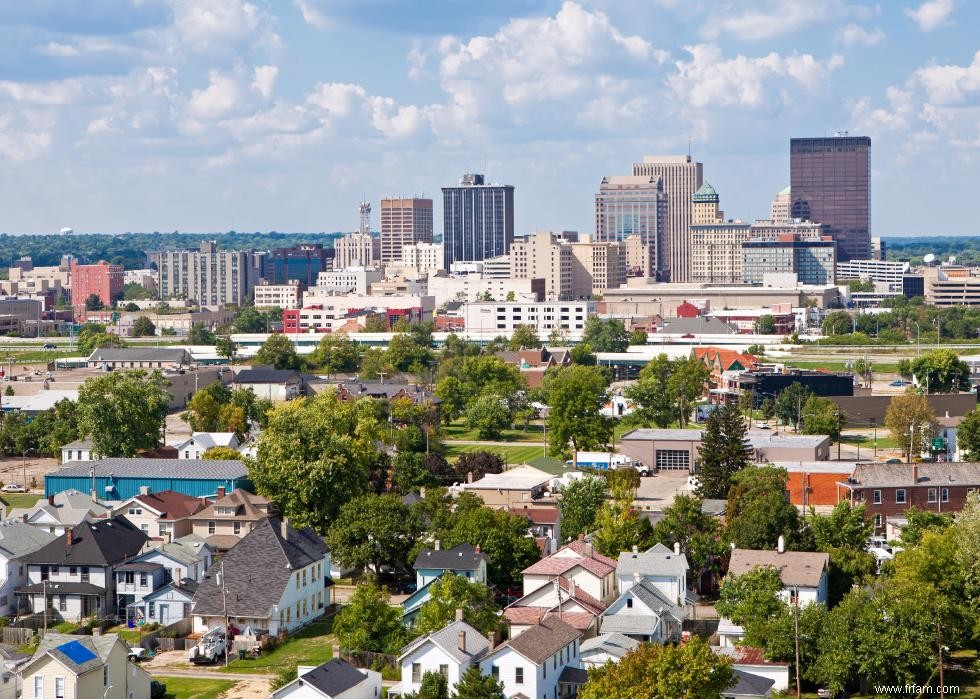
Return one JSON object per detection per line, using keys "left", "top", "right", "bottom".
{"left": 616, "top": 543, "right": 690, "bottom": 605}
{"left": 110, "top": 489, "right": 204, "bottom": 544}
{"left": 0, "top": 647, "right": 30, "bottom": 699}
{"left": 114, "top": 561, "right": 166, "bottom": 619}
{"left": 272, "top": 658, "right": 382, "bottom": 699}
{"left": 19, "top": 633, "right": 151, "bottom": 699}
{"left": 132, "top": 535, "right": 213, "bottom": 584}
{"left": 188, "top": 487, "right": 272, "bottom": 552}
{"left": 404, "top": 544, "right": 489, "bottom": 624}
{"left": 838, "top": 462, "right": 980, "bottom": 534}
{"left": 724, "top": 670, "right": 777, "bottom": 699}
{"left": 8, "top": 490, "right": 111, "bottom": 536}
{"left": 936, "top": 415, "right": 963, "bottom": 462}
{"left": 478, "top": 617, "right": 586, "bottom": 699}
{"left": 462, "top": 465, "right": 555, "bottom": 509}
{"left": 0, "top": 522, "right": 56, "bottom": 616}
{"left": 495, "top": 348, "right": 571, "bottom": 388}
{"left": 388, "top": 619, "right": 489, "bottom": 698}
{"left": 599, "top": 577, "right": 687, "bottom": 643}
{"left": 191, "top": 517, "right": 331, "bottom": 636}
{"left": 503, "top": 575, "right": 606, "bottom": 638}
{"left": 129, "top": 578, "right": 198, "bottom": 626}
{"left": 716, "top": 646, "right": 790, "bottom": 693}
{"left": 579, "top": 633, "right": 639, "bottom": 669}
{"left": 17, "top": 516, "right": 148, "bottom": 622}
{"left": 172, "top": 433, "right": 240, "bottom": 460}
{"left": 233, "top": 368, "right": 303, "bottom": 401}
{"left": 521, "top": 538, "right": 618, "bottom": 605}
{"left": 691, "top": 346, "right": 759, "bottom": 393}
{"left": 60, "top": 437, "right": 94, "bottom": 464}
{"left": 332, "top": 382, "right": 441, "bottom": 411}
{"left": 508, "top": 506, "right": 561, "bottom": 555}
{"left": 718, "top": 545, "right": 829, "bottom": 647}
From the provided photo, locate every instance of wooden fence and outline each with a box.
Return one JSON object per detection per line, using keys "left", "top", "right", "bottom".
{"left": 1, "top": 627, "right": 34, "bottom": 645}
{"left": 339, "top": 649, "right": 397, "bottom": 671}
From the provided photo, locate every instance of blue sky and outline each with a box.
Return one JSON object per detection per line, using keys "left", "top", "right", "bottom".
{"left": 0, "top": 0, "right": 978, "bottom": 236}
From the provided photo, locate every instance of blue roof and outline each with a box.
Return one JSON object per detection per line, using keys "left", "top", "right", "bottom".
{"left": 56, "top": 640, "right": 97, "bottom": 666}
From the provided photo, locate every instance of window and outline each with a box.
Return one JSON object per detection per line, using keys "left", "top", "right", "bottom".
{"left": 874, "top": 514, "right": 882, "bottom": 528}
{"left": 33, "top": 676, "right": 42, "bottom": 699}
{"left": 491, "top": 665, "right": 499, "bottom": 680}
{"left": 51, "top": 566, "right": 59, "bottom": 575}
{"left": 140, "top": 524, "right": 149, "bottom": 533}
{"left": 873, "top": 490, "right": 882, "bottom": 504}
{"left": 55, "top": 677, "right": 65, "bottom": 698}
{"left": 234, "top": 521, "right": 242, "bottom": 535}
{"left": 69, "top": 567, "right": 77, "bottom": 576}
{"left": 139, "top": 573, "right": 147, "bottom": 587}
{"left": 208, "top": 521, "right": 216, "bottom": 534}
{"left": 896, "top": 489, "right": 907, "bottom": 504}
{"left": 515, "top": 667, "right": 524, "bottom": 684}
{"left": 58, "top": 595, "right": 66, "bottom": 612}
{"left": 941, "top": 488, "right": 950, "bottom": 502}
{"left": 928, "top": 488, "right": 937, "bottom": 503}
{"left": 626, "top": 597, "right": 633, "bottom": 609}
{"left": 149, "top": 604, "right": 155, "bottom": 618}
{"left": 159, "top": 524, "right": 170, "bottom": 537}
{"left": 439, "top": 665, "right": 448, "bottom": 677}
{"left": 104, "top": 665, "right": 108, "bottom": 686}
{"left": 411, "top": 663, "right": 421, "bottom": 683}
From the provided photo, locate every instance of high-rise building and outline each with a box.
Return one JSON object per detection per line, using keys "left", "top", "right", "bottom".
{"left": 742, "top": 235, "right": 837, "bottom": 285}
{"left": 691, "top": 182, "right": 724, "bottom": 224}
{"left": 70, "top": 260, "right": 124, "bottom": 310}
{"left": 594, "top": 175, "right": 667, "bottom": 280}
{"left": 155, "top": 241, "right": 256, "bottom": 307}
{"left": 401, "top": 242, "right": 444, "bottom": 273}
{"left": 871, "top": 237, "right": 886, "bottom": 261}
{"left": 770, "top": 186, "right": 791, "bottom": 223}
{"left": 442, "top": 174, "right": 515, "bottom": 271}
{"left": 264, "top": 244, "right": 332, "bottom": 285}
{"left": 568, "top": 237, "right": 625, "bottom": 298}
{"left": 689, "top": 223, "right": 752, "bottom": 284}
{"left": 333, "top": 232, "right": 380, "bottom": 270}
{"left": 380, "top": 197, "right": 433, "bottom": 264}
{"left": 632, "top": 155, "right": 703, "bottom": 282}
{"left": 510, "top": 231, "right": 573, "bottom": 300}
{"left": 790, "top": 136, "right": 871, "bottom": 261}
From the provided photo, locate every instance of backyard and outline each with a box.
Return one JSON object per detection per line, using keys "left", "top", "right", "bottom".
{"left": 220, "top": 619, "right": 334, "bottom": 674}
{"left": 158, "top": 676, "right": 237, "bottom": 699}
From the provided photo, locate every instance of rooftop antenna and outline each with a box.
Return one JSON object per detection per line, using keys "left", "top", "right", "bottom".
{"left": 687, "top": 136, "right": 692, "bottom": 158}
{"left": 358, "top": 201, "right": 371, "bottom": 235}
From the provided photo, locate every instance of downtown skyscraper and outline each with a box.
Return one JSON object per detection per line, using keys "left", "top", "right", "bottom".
{"left": 441, "top": 174, "right": 515, "bottom": 271}
{"left": 380, "top": 197, "right": 433, "bottom": 264}
{"left": 790, "top": 135, "right": 871, "bottom": 261}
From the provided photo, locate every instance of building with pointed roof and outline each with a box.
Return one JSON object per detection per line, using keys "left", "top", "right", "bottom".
{"left": 272, "top": 657, "right": 383, "bottom": 699}
{"left": 110, "top": 489, "right": 205, "bottom": 545}
{"left": 478, "top": 617, "right": 585, "bottom": 699}
{"left": 20, "top": 632, "right": 151, "bottom": 699}
{"left": 188, "top": 487, "right": 272, "bottom": 551}
{"left": 599, "top": 577, "right": 687, "bottom": 642}
{"left": 389, "top": 619, "right": 490, "bottom": 698}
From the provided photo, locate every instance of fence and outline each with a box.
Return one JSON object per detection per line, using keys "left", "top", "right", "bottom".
{"left": 1, "top": 627, "right": 34, "bottom": 645}
{"left": 135, "top": 618, "right": 193, "bottom": 650}
{"left": 339, "top": 649, "right": 397, "bottom": 671}
{"left": 155, "top": 637, "right": 190, "bottom": 652}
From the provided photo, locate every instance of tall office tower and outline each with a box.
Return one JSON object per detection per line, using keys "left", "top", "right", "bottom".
{"left": 689, "top": 223, "right": 752, "bottom": 284}
{"left": 770, "top": 186, "right": 791, "bottom": 223}
{"left": 380, "top": 197, "right": 434, "bottom": 264}
{"left": 742, "top": 234, "right": 837, "bottom": 285}
{"left": 632, "top": 155, "right": 703, "bottom": 282}
{"left": 594, "top": 175, "right": 667, "bottom": 280}
{"left": 442, "top": 174, "right": 515, "bottom": 271}
{"left": 569, "top": 237, "right": 625, "bottom": 298}
{"left": 70, "top": 260, "right": 124, "bottom": 310}
{"left": 692, "top": 182, "right": 724, "bottom": 224}
{"left": 265, "top": 244, "right": 333, "bottom": 285}
{"left": 156, "top": 241, "right": 256, "bottom": 307}
{"left": 510, "top": 231, "right": 573, "bottom": 300}
{"left": 790, "top": 135, "right": 871, "bottom": 261}
{"left": 333, "top": 232, "right": 380, "bottom": 270}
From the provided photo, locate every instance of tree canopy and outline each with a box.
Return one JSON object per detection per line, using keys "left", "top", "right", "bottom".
{"left": 581, "top": 316, "right": 630, "bottom": 352}
{"left": 413, "top": 573, "right": 500, "bottom": 636}
{"left": 693, "top": 403, "right": 748, "bottom": 499}
{"left": 326, "top": 493, "right": 421, "bottom": 574}
{"left": 542, "top": 365, "right": 612, "bottom": 461}
{"left": 77, "top": 370, "right": 170, "bottom": 457}
{"left": 884, "top": 393, "right": 937, "bottom": 458}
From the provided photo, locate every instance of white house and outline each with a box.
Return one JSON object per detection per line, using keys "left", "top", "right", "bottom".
{"left": 616, "top": 543, "right": 690, "bottom": 606}
{"left": 936, "top": 415, "right": 963, "bottom": 462}
{"left": 130, "top": 578, "right": 198, "bottom": 626}
{"left": 0, "top": 522, "right": 56, "bottom": 616}
{"left": 60, "top": 437, "right": 95, "bottom": 464}
{"left": 19, "top": 633, "right": 151, "bottom": 699}
{"left": 412, "top": 543, "right": 488, "bottom": 588}
{"left": 479, "top": 617, "right": 586, "bottom": 699}
{"left": 503, "top": 576, "right": 606, "bottom": 638}
{"left": 716, "top": 646, "right": 790, "bottom": 693}
{"left": 599, "top": 577, "right": 687, "bottom": 643}
{"left": 388, "top": 619, "right": 489, "bottom": 697}
{"left": 133, "top": 536, "right": 213, "bottom": 584}
{"left": 8, "top": 490, "right": 111, "bottom": 536}
{"left": 520, "top": 538, "right": 618, "bottom": 605}
{"left": 272, "top": 658, "right": 382, "bottom": 699}
{"left": 172, "top": 432, "right": 240, "bottom": 460}
{"left": 579, "top": 633, "right": 640, "bottom": 669}
{"left": 232, "top": 368, "right": 303, "bottom": 401}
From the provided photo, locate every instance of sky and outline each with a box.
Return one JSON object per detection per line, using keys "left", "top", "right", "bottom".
{"left": 0, "top": 0, "right": 979, "bottom": 237}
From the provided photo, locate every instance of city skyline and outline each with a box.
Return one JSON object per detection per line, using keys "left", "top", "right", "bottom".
{"left": 0, "top": 1, "right": 978, "bottom": 236}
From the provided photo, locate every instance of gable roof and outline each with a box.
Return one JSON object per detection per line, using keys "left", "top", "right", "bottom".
{"left": 849, "top": 462, "right": 980, "bottom": 488}
{"left": 489, "top": 617, "right": 581, "bottom": 665}
{"left": 22, "top": 516, "right": 147, "bottom": 566}
{"left": 464, "top": 465, "right": 553, "bottom": 491}
{"left": 191, "top": 517, "right": 327, "bottom": 619}
{"left": 692, "top": 347, "right": 759, "bottom": 372}
{"left": 54, "top": 458, "right": 247, "bottom": 480}
{"left": 413, "top": 543, "right": 488, "bottom": 572}
{"left": 0, "top": 521, "right": 57, "bottom": 560}
{"left": 136, "top": 540, "right": 208, "bottom": 568}
{"left": 293, "top": 658, "right": 367, "bottom": 697}
{"left": 728, "top": 549, "right": 829, "bottom": 588}
{"left": 523, "top": 539, "right": 616, "bottom": 579}
{"left": 626, "top": 579, "right": 687, "bottom": 620}
{"left": 728, "top": 669, "right": 776, "bottom": 698}
{"left": 579, "top": 633, "right": 640, "bottom": 660}
{"left": 617, "top": 545, "right": 689, "bottom": 578}
{"left": 193, "top": 488, "right": 270, "bottom": 521}
{"left": 28, "top": 632, "right": 121, "bottom": 676}
{"left": 508, "top": 507, "right": 559, "bottom": 524}
{"left": 397, "top": 620, "right": 489, "bottom": 664}
{"left": 8, "top": 489, "right": 111, "bottom": 527}
{"left": 174, "top": 432, "right": 239, "bottom": 452}
{"left": 119, "top": 490, "right": 204, "bottom": 521}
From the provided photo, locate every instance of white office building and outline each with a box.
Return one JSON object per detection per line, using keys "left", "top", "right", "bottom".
{"left": 463, "top": 301, "right": 593, "bottom": 336}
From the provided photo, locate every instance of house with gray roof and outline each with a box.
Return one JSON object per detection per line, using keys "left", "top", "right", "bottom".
{"left": 0, "top": 521, "right": 56, "bottom": 616}
{"left": 599, "top": 577, "right": 687, "bottom": 643}
{"left": 60, "top": 437, "right": 95, "bottom": 464}
{"left": 478, "top": 617, "right": 585, "bottom": 699}
{"left": 191, "top": 517, "right": 331, "bottom": 636}
{"left": 87, "top": 347, "right": 192, "bottom": 369}
{"left": 7, "top": 490, "right": 111, "bottom": 537}
{"left": 232, "top": 368, "right": 303, "bottom": 401}
{"left": 388, "top": 618, "right": 490, "bottom": 698}
{"left": 617, "top": 543, "right": 691, "bottom": 606}
{"left": 579, "top": 632, "right": 640, "bottom": 668}
{"left": 171, "top": 432, "right": 240, "bottom": 460}
{"left": 272, "top": 658, "right": 382, "bottom": 699}
{"left": 20, "top": 632, "right": 151, "bottom": 699}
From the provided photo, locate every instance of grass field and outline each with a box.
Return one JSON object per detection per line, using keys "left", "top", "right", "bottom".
{"left": 788, "top": 359, "right": 901, "bottom": 374}
{"left": 0, "top": 493, "right": 41, "bottom": 509}
{"left": 442, "top": 421, "right": 546, "bottom": 443}
{"left": 158, "top": 676, "right": 236, "bottom": 699}
{"left": 444, "top": 443, "right": 546, "bottom": 465}
{"left": 220, "top": 619, "right": 334, "bottom": 674}
{"left": 840, "top": 432, "right": 901, "bottom": 450}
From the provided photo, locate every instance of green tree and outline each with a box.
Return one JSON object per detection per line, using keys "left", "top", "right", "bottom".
{"left": 181, "top": 382, "right": 232, "bottom": 432}
{"left": 569, "top": 342, "right": 596, "bottom": 366}
{"left": 122, "top": 282, "right": 155, "bottom": 301}
{"left": 250, "top": 393, "right": 387, "bottom": 532}
{"left": 187, "top": 323, "right": 216, "bottom": 345}
{"left": 629, "top": 328, "right": 648, "bottom": 345}
{"left": 668, "top": 358, "right": 710, "bottom": 428}
{"left": 884, "top": 393, "right": 937, "bottom": 458}
{"left": 363, "top": 313, "right": 388, "bottom": 332}
{"left": 592, "top": 500, "right": 644, "bottom": 558}
{"left": 581, "top": 316, "right": 630, "bottom": 352}
{"left": 774, "top": 382, "right": 812, "bottom": 429}
{"left": 716, "top": 566, "right": 785, "bottom": 647}
{"left": 30, "top": 399, "right": 82, "bottom": 457}
{"left": 77, "top": 370, "right": 170, "bottom": 457}
{"left": 200, "top": 446, "right": 241, "bottom": 460}
{"left": 85, "top": 293, "right": 103, "bottom": 311}
{"left": 453, "top": 665, "right": 505, "bottom": 699}
{"left": 558, "top": 476, "right": 607, "bottom": 542}
{"left": 753, "top": 314, "right": 776, "bottom": 334}
{"left": 308, "top": 333, "right": 360, "bottom": 374}
{"left": 801, "top": 395, "right": 841, "bottom": 442}
{"left": 909, "top": 348, "right": 970, "bottom": 393}
{"left": 810, "top": 501, "right": 873, "bottom": 551}
{"left": 896, "top": 506, "right": 952, "bottom": 546}
{"left": 548, "top": 327, "right": 570, "bottom": 346}
{"left": 542, "top": 365, "right": 612, "bottom": 461}
{"left": 412, "top": 672, "right": 449, "bottom": 699}
{"left": 579, "top": 637, "right": 733, "bottom": 699}
{"left": 215, "top": 336, "right": 237, "bottom": 360}
{"left": 131, "top": 316, "right": 156, "bottom": 337}
{"left": 254, "top": 333, "right": 302, "bottom": 370}
{"left": 509, "top": 324, "right": 541, "bottom": 350}
{"left": 650, "top": 494, "right": 725, "bottom": 581}
{"left": 391, "top": 452, "right": 437, "bottom": 494}
{"left": 693, "top": 403, "right": 748, "bottom": 499}
{"left": 332, "top": 583, "right": 407, "bottom": 654}
{"left": 821, "top": 310, "right": 853, "bottom": 336}
{"left": 826, "top": 546, "right": 876, "bottom": 604}
{"left": 234, "top": 307, "right": 267, "bottom": 333}
{"left": 453, "top": 451, "right": 504, "bottom": 481}
{"left": 414, "top": 573, "right": 500, "bottom": 636}
{"left": 435, "top": 356, "right": 525, "bottom": 423}
{"left": 623, "top": 354, "right": 675, "bottom": 427}
{"left": 326, "top": 494, "right": 420, "bottom": 573}
{"left": 464, "top": 394, "right": 511, "bottom": 439}
{"left": 726, "top": 466, "right": 802, "bottom": 550}
{"left": 77, "top": 327, "right": 126, "bottom": 355}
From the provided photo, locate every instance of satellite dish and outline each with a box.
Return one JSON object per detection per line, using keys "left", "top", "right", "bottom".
{"left": 60, "top": 227, "right": 73, "bottom": 235}
{"left": 923, "top": 253, "right": 936, "bottom": 264}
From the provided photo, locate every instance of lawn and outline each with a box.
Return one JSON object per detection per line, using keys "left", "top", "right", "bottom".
{"left": 107, "top": 623, "right": 163, "bottom": 646}
{"left": 220, "top": 619, "right": 334, "bottom": 674}
{"left": 787, "top": 359, "right": 901, "bottom": 374}
{"left": 158, "top": 676, "right": 236, "bottom": 699}
{"left": 0, "top": 493, "right": 41, "bottom": 509}
{"left": 444, "top": 443, "right": 546, "bottom": 466}
{"left": 442, "top": 421, "right": 546, "bottom": 443}
{"left": 839, "top": 433, "right": 901, "bottom": 450}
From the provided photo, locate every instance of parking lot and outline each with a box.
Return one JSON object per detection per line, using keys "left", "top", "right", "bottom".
{"left": 634, "top": 470, "right": 692, "bottom": 512}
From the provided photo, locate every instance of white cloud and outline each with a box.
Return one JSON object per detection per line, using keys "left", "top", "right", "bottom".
{"left": 667, "top": 44, "right": 844, "bottom": 109}
{"left": 169, "top": 0, "right": 263, "bottom": 52}
{"left": 913, "top": 50, "right": 980, "bottom": 105}
{"left": 306, "top": 82, "right": 367, "bottom": 117}
{"left": 904, "top": 0, "right": 955, "bottom": 32}
{"left": 836, "top": 23, "right": 885, "bottom": 46}
{"left": 0, "top": 78, "right": 91, "bottom": 106}
{"left": 187, "top": 70, "right": 247, "bottom": 119}
{"left": 293, "top": 0, "right": 330, "bottom": 29}
{"left": 701, "top": 0, "right": 855, "bottom": 41}
{"left": 251, "top": 65, "right": 278, "bottom": 99}
{"left": 37, "top": 42, "right": 79, "bottom": 58}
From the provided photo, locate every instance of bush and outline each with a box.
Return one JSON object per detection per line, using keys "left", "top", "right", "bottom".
{"left": 150, "top": 680, "right": 167, "bottom": 699}
{"left": 270, "top": 665, "right": 297, "bottom": 691}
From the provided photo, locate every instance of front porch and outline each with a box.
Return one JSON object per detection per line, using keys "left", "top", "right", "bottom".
{"left": 16, "top": 582, "right": 107, "bottom": 623}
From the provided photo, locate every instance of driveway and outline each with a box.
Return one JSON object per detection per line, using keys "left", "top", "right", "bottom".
{"left": 633, "top": 471, "right": 691, "bottom": 512}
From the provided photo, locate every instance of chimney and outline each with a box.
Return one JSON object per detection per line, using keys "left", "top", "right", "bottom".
{"left": 632, "top": 572, "right": 641, "bottom": 586}
{"left": 475, "top": 545, "right": 481, "bottom": 554}
{"left": 585, "top": 542, "right": 593, "bottom": 557}
{"left": 21, "top": 514, "right": 27, "bottom": 523}
{"left": 631, "top": 545, "right": 638, "bottom": 554}
{"left": 486, "top": 631, "right": 496, "bottom": 651}
{"left": 139, "top": 485, "right": 150, "bottom": 496}
{"left": 48, "top": 495, "right": 54, "bottom": 507}
{"left": 458, "top": 630, "right": 466, "bottom": 651}
{"left": 91, "top": 490, "right": 98, "bottom": 502}
{"left": 569, "top": 578, "right": 576, "bottom": 599}
{"left": 434, "top": 540, "right": 440, "bottom": 551}
{"left": 777, "top": 535, "right": 785, "bottom": 554}
{"left": 466, "top": 471, "right": 474, "bottom": 484}
{"left": 577, "top": 533, "right": 585, "bottom": 541}
{"left": 455, "top": 608, "right": 464, "bottom": 622}
{"left": 912, "top": 463, "right": 919, "bottom": 484}
{"left": 281, "top": 517, "right": 289, "bottom": 540}
{"left": 65, "top": 530, "right": 73, "bottom": 551}
{"left": 419, "top": 487, "right": 426, "bottom": 499}
{"left": 217, "top": 486, "right": 226, "bottom": 498}
{"left": 674, "top": 542, "right": 681, "bottom": 556}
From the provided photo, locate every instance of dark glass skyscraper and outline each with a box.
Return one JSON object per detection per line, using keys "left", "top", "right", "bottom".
{"left": 790, "top": 136, "right": 871, "bottom": 261}
{"left": 441, "top": 174, "right": 515, "bottom": 271}
{"left": 265, "top": 244, "right": 333, "bottom": 284}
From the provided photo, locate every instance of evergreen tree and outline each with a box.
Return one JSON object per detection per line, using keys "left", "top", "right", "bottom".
{"left": 694, "top": 403, "right": 749, "bottom": 499}
{"left": 454, "top": 665, "right": 505, "bottom": 699}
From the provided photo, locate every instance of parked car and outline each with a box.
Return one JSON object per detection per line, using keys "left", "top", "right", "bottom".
{"left": 42, "top": 343, "right": 57, "bottom": 350}
{"left": 0, "top": 484, "right": 27, "bottom": 493}
{"left": 755, "top": 422, "right": 770, "bottom": 429}
{"left": 889, "top": 380, "right": 909, "bottom": 387}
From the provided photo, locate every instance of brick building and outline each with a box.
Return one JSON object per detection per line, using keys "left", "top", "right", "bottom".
{"left": 838, "top": 462, "right": 980, "bottom": 534}
{"left": 71, "top": 261, "right": 124, "bottom": 310}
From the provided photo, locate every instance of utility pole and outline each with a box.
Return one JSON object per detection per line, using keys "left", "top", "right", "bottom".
{"left": 937, "top": 620, "right": 945, "bottom": 696}
{"left": 42, "top": 579, "right": 48, "bottom": 636}
{"left": 220, "top": 561, "right": 229, "bottom": 667}
{"left": 794, "top": 586, "right": 801, "bottom": 699}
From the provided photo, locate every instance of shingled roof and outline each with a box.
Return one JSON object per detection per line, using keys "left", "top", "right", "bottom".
{"left": 413, "top": 543, "right": 488, "bottom": 572}
{"left": 489, "top": 617, "right": 581, "bottom": 665}
{"left": 21, "top": 516, "right": 147, "bottom": 567}
{"left": 728, "top": 549, "right": 829, "bottom": 589}
{"left": 191, "top": 517, "right": 327, "bottom": 620}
